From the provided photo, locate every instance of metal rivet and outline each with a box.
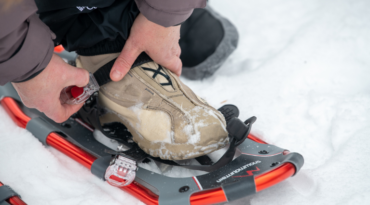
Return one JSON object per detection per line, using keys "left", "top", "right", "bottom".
{"left": 179, "top": 186, "right": 190, "bottom": 193}
{"left": 61, "top": 123, "right": 71, "bottom": 128}
{"left": 259, "top": 150, "right": 269, "bottom": 154}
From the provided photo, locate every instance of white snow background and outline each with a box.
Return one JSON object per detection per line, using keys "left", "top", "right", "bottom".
{"left": 1, "top": 0, "right": 370, "bottom": 204}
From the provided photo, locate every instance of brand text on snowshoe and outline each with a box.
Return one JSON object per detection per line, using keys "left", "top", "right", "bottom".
{"left": 216, "top": 160, "right": 261, "bottom": 183}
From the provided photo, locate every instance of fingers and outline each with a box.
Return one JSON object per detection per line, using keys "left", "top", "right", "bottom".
{"left": 36, "top": 86, "right": 84, "bottom": 123}
{"left": 157, "top": 43, "right": 181, "bottom": 76}
{"left": 174, "top": 43, "right": 181, "bottom": 58}
{"left": 66, "top": 66, "right": 90, "bottom": 87}
{"left": 157, "top": 54, "right": 182, "bottom": 77}
{"left": 13, "top": 54, "right": 88, "bottom": 124}
{"left": 111, "top": 40, "right": 142, "bottom": 81}
{"left": 48, "top": 103, "right": 85, "bottom": 123}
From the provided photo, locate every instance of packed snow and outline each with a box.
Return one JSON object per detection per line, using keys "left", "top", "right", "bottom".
{"left": 1, "top": 0, "right": 370, "bottom": 204}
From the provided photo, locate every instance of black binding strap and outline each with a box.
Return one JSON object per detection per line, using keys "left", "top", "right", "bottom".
{"left": 101, "top": 117, "right": 256, "bottom": 172}
{"left": 93, "top": 52, "right": 153, "bottom": 86}
{"left": 103, "top": 116, "right": 255, "bottom": 172}
{"left": 79, "top": 96, "right": 256, "bottom": 172}
{"left": 195, "top": 155, "right": 214, "bottom": 165}
{"left": 148, "top": 117, "right": 256, "bottom": 172}
{"left": 150, "top": 137, "right": 239, "bottom": 172}
{"left": 93, "top": 59, "right": 116, "bottom": 86}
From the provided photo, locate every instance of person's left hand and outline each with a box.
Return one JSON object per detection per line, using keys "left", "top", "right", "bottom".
{"left": 109, "top": 13, "right": 182, "bottom": 82}
{"left": 12, "top": 54, "right": 89, "bottom": 123}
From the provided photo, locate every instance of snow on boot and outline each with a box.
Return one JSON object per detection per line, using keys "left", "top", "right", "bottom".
{"left": 76, "top": 53, "right": 229, "bottom": 160}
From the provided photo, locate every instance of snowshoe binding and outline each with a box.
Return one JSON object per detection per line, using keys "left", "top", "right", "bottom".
{"left": 0, "top": 80, "right": 304, "bottom": 205}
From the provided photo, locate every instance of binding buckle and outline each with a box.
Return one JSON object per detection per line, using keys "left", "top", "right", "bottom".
{"left": 105, "top": 155, "right": 137, "bottom": 187}
{"left": 60, "top": 73, "right": 100, "bottom": 105}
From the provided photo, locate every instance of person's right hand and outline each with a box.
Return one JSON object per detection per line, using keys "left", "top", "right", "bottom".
{"left": 110, "top": 13, "right": 182, "bottom": 82}
{"left": 12, "top": 54, "right": 89, "bottom": 123}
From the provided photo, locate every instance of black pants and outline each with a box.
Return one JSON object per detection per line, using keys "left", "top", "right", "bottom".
{"left": 36, "top": 0, "right": 139, "bottom": 55}
{"left": 36, "top": 0, "right": 223, "bottom": 67}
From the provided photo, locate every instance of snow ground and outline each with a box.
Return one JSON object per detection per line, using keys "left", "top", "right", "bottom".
{"left": 1, "top": 0, "right": 370, "bottom": 204}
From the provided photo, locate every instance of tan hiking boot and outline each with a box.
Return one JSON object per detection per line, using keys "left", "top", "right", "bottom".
{"left": 76, "top": 53, "right": 229, "bottom": 160}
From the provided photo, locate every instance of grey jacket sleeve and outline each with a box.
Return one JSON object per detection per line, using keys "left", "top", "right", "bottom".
{"left": 0, "top": 0, "right": 54, "bottom": 85}
{"left": 135, "top": 0, "right": 207, "bottom": 27}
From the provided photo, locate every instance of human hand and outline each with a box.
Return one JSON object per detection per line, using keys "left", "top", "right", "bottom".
{"left": 12, "top": 54, "right": 89, "bottom": 123}
{"left": 110, "top": 13, "right": 182, "bottom": 81}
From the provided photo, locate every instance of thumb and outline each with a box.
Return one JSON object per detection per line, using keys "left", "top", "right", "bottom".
{"left": 67, "top": 66, "right": 90, "bottom": 87}
{"left": 52, "top": 103, "right": 85, "bottom": 123}
{"left": 63, "top": 103, "right": 85, "bottom": 118}
{"left": 111, "top": 41, "right": 141, "bottom": 81}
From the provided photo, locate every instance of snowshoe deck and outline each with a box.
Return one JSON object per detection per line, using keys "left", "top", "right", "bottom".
{"left": 0, "top": 83, "right": 304, "bottom": 205}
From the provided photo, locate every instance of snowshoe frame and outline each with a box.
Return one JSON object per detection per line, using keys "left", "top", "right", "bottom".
{"left": 0, "top": 181, "right": 26, "bottom": 205}
{"left": 0, "top": 82, "right": 303, "bottom": 205}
